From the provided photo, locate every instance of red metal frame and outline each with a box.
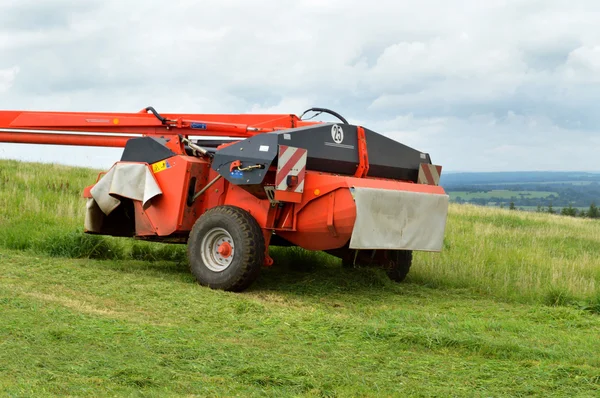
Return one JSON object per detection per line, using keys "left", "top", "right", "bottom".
{"left": 0, "top": 109, "right": 320, "bottom": 147}
{"left": 354, "top": 126, "right": 369, "bottom": 178}
{"left": 0, "top": 107, "right": 447, "bottom": 268}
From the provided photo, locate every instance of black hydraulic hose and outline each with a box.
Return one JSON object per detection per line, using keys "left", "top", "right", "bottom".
{"left": 145, "top": 106, "right": 167, "bottom": 124}
{"left": 299, "top": 107, "right": 349, "bottom": 124}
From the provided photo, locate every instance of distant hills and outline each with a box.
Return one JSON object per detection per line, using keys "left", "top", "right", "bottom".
{"left": 440, "top": 171, "right": 600, "bottom": 187}
{"left": 439, "top": 171, "right": 600, "bottom": 212}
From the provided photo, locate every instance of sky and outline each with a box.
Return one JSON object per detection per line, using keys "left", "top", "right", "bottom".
{"left": 1, "top": 0, "right": 600, "bottom": 172}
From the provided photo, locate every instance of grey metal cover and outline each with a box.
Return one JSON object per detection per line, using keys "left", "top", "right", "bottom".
{"left": 349, "top": 187, "right": 449, "bottom": 252}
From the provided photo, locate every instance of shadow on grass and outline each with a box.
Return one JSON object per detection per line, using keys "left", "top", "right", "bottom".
{"left": 250, "top": 247, "right": 409, "bottom": 298}
{"left": 28, "top": 231, "right": 406, "bottom": 297}
{"left": 52, "top": 243, "right": 409, "bottom": 299}
{"left": 31, "top": 230, "right": 188, "bottom": 263}
{"left": 79, "top": 246, "right": 406, "bottom": 298}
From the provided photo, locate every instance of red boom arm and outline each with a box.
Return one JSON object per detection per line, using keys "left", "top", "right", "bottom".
{"left": 0, "top": 107, "right": 318, "bottom": 148}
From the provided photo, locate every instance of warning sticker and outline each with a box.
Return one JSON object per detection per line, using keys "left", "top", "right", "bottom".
{"left": 152, "top": 160, "right": 171, "bottom": 173}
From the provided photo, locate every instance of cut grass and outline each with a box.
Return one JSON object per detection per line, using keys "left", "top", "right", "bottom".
{"left": 1, "top": 250, "right": 600, "bottom": 396}
{"left": 2, "top": 159, "right": 600, "bottom": 395}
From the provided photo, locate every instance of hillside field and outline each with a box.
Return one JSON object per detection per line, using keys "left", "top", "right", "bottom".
{"left": 449, "top": 190, "right": 556, "bottom": 200}
{"left": 1, "top": 159, "right": 600, "bottom": 396}
{"left": 441, "top": 171, "right": 600, "bottom": 211}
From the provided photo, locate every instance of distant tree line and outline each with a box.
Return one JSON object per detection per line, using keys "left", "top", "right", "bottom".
{"left": 532, "top": 202, "right": 600, "bottom": 218}
{"left": 448, "top": 182, "right": 600, "bottom": 209}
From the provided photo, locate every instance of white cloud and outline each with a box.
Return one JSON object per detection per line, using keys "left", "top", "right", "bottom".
{"left": 0, "top": 66, "right": 19, "bottom": 93}
{"left": 562, "top": 46, "right": 600, "bottom": 82}
{"left": 1, "top": 0, "right": 600, "bottom": 171}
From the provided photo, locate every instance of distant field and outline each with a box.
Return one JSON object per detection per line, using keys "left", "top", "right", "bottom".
{"left": 1, "top": 159, "right": 600, "bottom": 396}
{"left": 439, "top": 171, "right": 600, "bottom": 187}
{"left": 449, "top": 190, "right": 556, "bottom": 200}
{"left": 516, "top": 205, "right": 587, "bottom": 211}
{"left": 468, "top": 181, "right": 596, "bottom": 186}
{"left": 441, "top": 171, "right": 600, "bottom": 210}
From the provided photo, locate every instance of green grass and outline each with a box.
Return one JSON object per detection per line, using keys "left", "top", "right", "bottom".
{"left": 414, "top": 205, "right": 600, "bottom": 307}
{"left": 2, "top": 250, "right": 600, "bottom": 396}
{"left": 2, "top": 159, "right": 600, "bottom": 396}
{"left": 449, "top": 190, "right": 556, "bottom": 200}
{"left": 0, "top": 159, "right": 185, "bottom": 262}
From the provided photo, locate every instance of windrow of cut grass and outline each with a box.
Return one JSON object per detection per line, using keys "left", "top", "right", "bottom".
{"left": 1, "top": 159, "right": 599, "bottom": 311}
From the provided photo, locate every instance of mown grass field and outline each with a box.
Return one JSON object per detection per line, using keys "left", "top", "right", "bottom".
{"left": 1, "top": 159, "right": 600, "bottom": 396}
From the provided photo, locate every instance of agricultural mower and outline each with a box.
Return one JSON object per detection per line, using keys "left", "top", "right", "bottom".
{"left": 0, "top": 106, "right": 449, "bottom": 291}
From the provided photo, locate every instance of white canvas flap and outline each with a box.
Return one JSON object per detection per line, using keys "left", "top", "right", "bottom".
{"left": 90, "top": 162, "right": 163, "bottom": 215}
{"left": 349, "top": 187, "right": 449, "bottom": 252}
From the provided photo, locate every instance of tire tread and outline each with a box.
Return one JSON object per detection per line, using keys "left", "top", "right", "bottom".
{"left": 187, "top": 205, "right": 264, "bottom": 292}
{"left": 386, "top": 250, "right": 412, "bottom": 283}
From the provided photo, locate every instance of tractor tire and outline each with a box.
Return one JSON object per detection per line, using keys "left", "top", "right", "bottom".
{"left": 385, "top": 250, "right": 413, "bottom": 283}
{"left": 187, "top": 205, "right": 265, "bottom": 292}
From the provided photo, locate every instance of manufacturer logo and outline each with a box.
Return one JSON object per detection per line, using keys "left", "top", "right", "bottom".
{"left": 331, "top": 124, "right": 344, "bottom": 144}
{"left": 190, "top": 122, "right": 207, "bottom": 130}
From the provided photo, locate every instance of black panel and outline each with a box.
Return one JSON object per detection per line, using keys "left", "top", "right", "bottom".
{"left": 209, "top": 122, "right": 433, "bottom": 189}
{"left": 276, "top": 124, "right": 359, "bottom": 176}
{"left": 120, "top": 137, "right": 176, "bottom": 164}
{"left": 272, "top": 123, "right": 429, "bottom": 181}
{"left": 363, "top": 128, "right": 431, "bottom": 182}
{"left": 211, "top": 134, "right": 279, "bottom": 185}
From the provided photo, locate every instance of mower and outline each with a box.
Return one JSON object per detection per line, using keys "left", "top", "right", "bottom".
{"left": 0, "top": 106, "right": 449, "bottom": 291}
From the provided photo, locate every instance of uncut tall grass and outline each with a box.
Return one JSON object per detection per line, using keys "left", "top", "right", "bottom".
{"left": 1, "top": 159, "right": 599, "bottom": 306}
{"left": 412, "top": 204, "right": 600, "bottom": 305}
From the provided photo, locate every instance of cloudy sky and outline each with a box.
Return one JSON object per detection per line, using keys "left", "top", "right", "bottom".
{"left": 1, "top": 0, "right": 600, "bottom": 172}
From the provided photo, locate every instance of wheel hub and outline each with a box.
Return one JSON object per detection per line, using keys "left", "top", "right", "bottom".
{"left": 218, "top": 242, "right": 232, "bottom": 258}
{"left": 200, "top": 227, "right": 235, "bottom": 272}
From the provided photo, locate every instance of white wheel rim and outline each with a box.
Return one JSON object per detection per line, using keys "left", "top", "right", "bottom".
{"left": 200, "top": 227, "right": 235, "bottom": 272}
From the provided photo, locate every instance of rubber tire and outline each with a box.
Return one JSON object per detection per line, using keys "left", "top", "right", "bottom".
{"left": 187, "top": 205, "right": 265, "bottom": 292}
{"left": 386, "top": 250, "right": 413, "bottom": 283}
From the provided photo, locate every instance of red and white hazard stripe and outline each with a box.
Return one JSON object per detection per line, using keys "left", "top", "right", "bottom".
{"left": 276, "top": 145, "right": 307, "bottom": 192}
{"left": 418, "top": 163, "right": 442, "bottom": 186}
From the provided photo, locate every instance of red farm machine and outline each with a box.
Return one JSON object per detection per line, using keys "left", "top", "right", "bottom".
{"left": 0, "top": 106, "right": 449, "bottom": 291}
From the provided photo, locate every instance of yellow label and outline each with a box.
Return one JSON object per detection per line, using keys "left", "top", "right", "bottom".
{"left": 152, "top": 160, "right": 168, "bottom": 173}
